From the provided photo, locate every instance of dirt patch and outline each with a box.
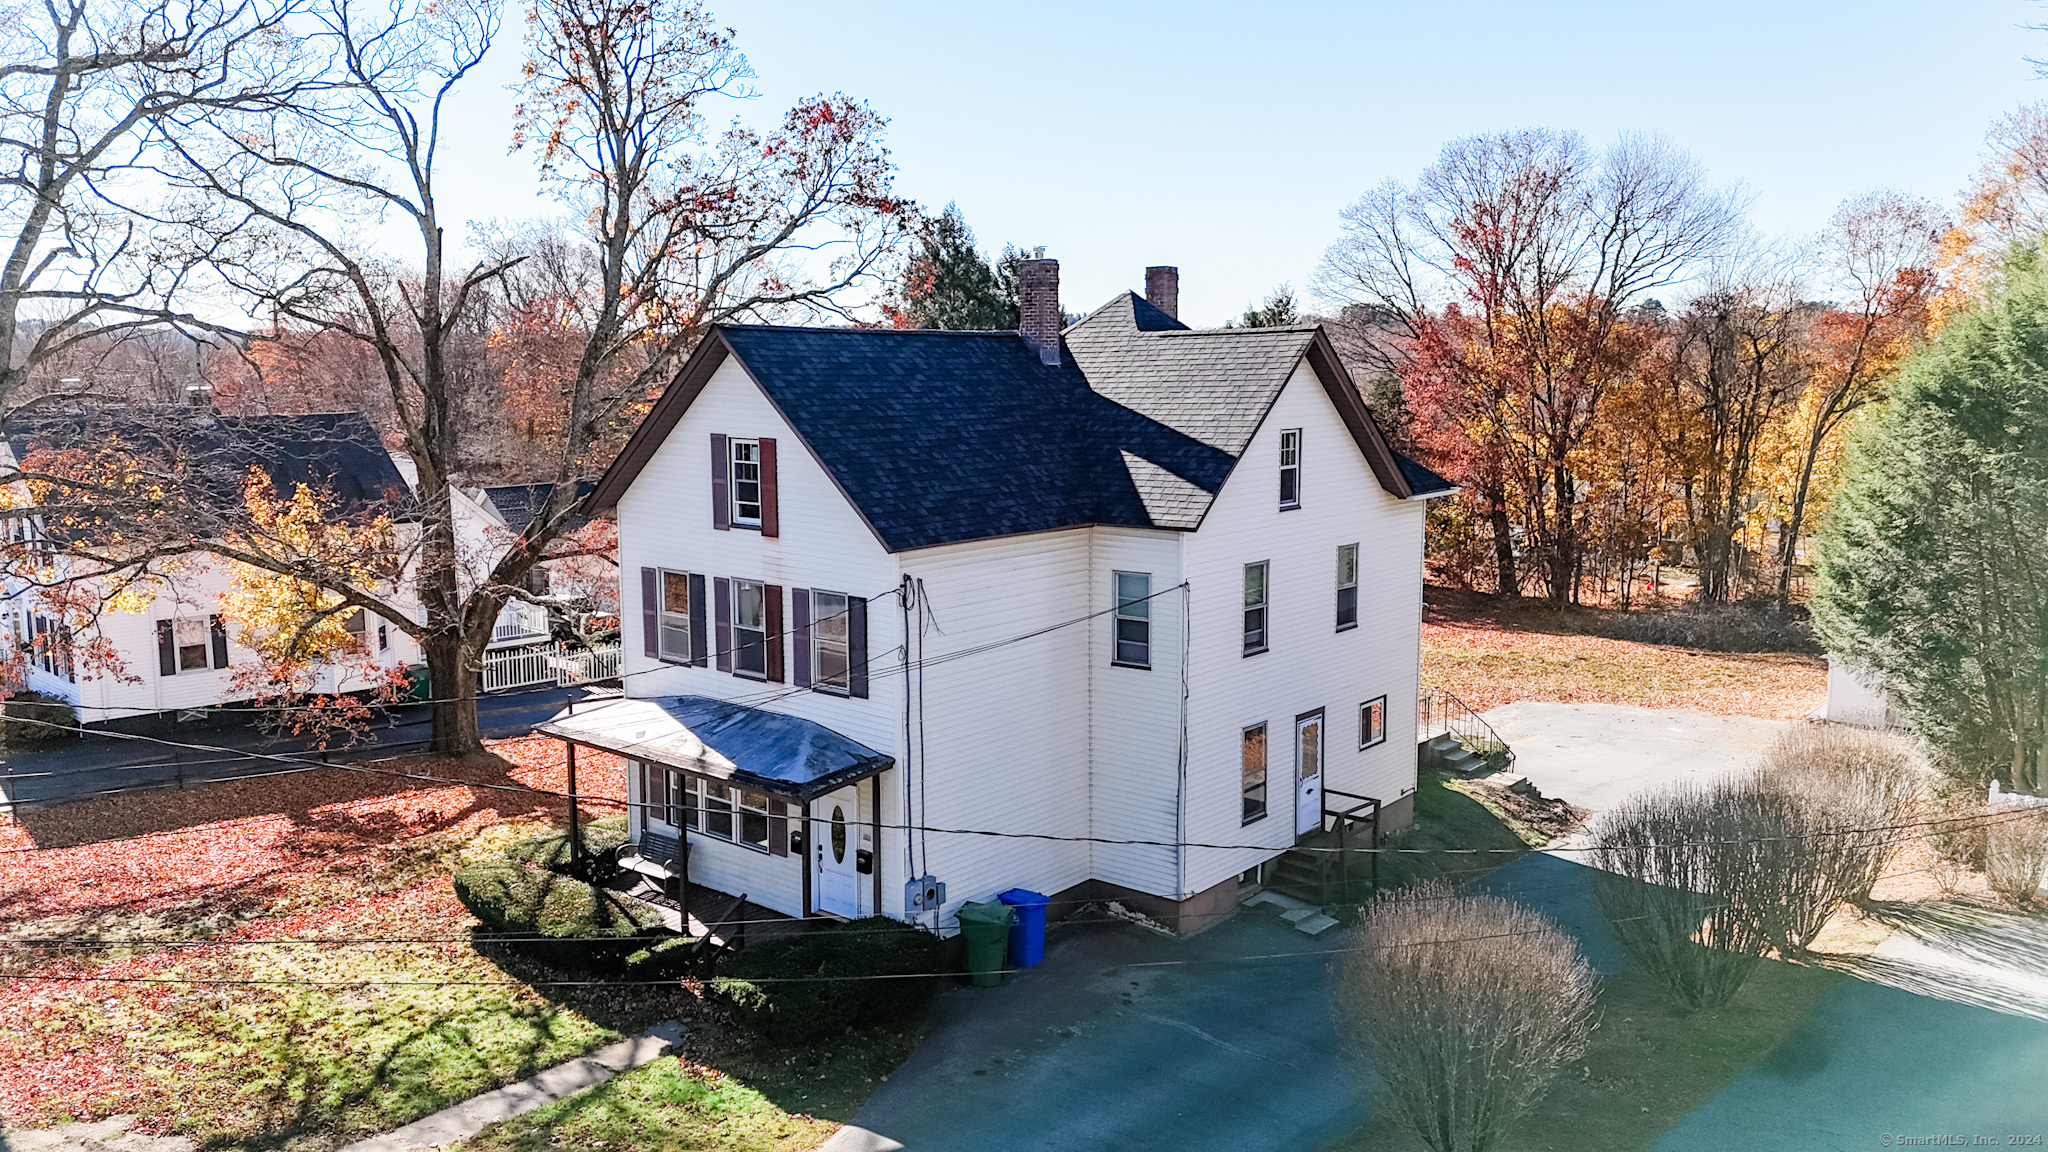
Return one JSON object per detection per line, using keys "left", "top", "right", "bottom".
{"left": 1445, "top": 772, "right": 1588, "bottom": 845}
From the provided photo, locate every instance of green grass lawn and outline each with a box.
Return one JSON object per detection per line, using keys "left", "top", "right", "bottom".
{"left": 455, "top": 1017, "right": 922, "bottom": 1152}
{"left": 1331, "top": 959, "right": 1845, "bottom": 1152}
{"left": 1370, "top": 771, "right": 1534, "bottom": 893}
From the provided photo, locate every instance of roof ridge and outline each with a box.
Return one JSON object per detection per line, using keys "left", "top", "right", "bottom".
{"left": 717, "top": 322, "right": 1021, "bottom": 337}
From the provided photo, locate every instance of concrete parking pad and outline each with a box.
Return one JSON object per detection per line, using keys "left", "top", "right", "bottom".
{"left": 1481, "top": 702, "right": 1790, "bottom": 813}
{"left": 848, "top": 910, "right": 1371, "bottom": 1152}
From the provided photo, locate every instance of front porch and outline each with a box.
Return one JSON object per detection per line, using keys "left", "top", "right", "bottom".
{"left": 538, "top": 693, "right": 894, "bottom": 927}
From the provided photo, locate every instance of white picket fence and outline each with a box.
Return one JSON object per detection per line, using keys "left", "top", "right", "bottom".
{"left": 480, "top": 642, "right": 622, "bottom": 693}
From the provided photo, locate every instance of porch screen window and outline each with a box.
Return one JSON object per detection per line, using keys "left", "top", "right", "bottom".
{"left": 1336, "top": 544, "right": 1359, "bottom": 631}
{"left": 702, "top": 780, "right": 735, "bottom": 839}
{"left": 730, "top": 439, "right": 762, "bottom": 527}
{"left": 1360, "top": 695, "right": 1387, "bottom": 749}
{"left": 1113, "top": 572, "right": 1151, "bottom": 668}
{"left": 733, "top": 580, "right": 767, "bottom": 678}
{"left": 659, "top": 570, "right": 692, "bottom": 661}
{"left": 738, "top": 789, "right": 770, "bottom": 851}
{"left": 1279, "top": 429, "right": 1302, "bottom": 509}
{"left": 812, "top": 590, "right": 850, "bottom": 692}
{"left": 1243, "top": 562, "right": 1269, "bottom": 655}
{"left": 1242, "top": 723, "right": 1268, "bottom": 824}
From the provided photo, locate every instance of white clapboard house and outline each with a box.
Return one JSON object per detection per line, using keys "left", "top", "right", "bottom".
{"left": 0, "top": 410, "right": 427, "bottom": 726}
{"left": 543, "top": 261, "right": 1453, "bottom": 932}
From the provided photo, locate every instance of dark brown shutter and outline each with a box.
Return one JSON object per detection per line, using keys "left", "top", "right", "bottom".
{"left": 848, "top": 596, "right": 868, "bottom": 699}
{"left": 688, "top": 573, "right": 708, "bottom": 667}
{"left": 710, "top": 433, "right": 730, "bottom": 531}
{"left": 759, "top": 437, "right": 778, "bottom": 538}
{"left": 765, "top": 584, "right": 784, "bottom": 683}
{"left": 769, "top": 799, "right": 788, "bottom": 857}
{"left": 791, "top": 589, "right": 812, "bottom": 688}
{"left": 641, "top": 567, "right": 659, "bottom": 659}
{"left": 713, "top": 577, "right": 732, "bottom": 673}
{"left": 209, "top": 615, "right": 229, "bottom": 669}
{"left": 156, "top": 619, "right": 177, "bottom": 678}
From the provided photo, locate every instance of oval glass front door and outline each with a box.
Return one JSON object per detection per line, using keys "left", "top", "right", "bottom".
{"left": 831, "top": 805, "right": 848, "bottom": 864}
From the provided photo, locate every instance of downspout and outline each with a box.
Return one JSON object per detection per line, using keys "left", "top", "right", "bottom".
{"left": 1175, "top": 580, "right": 1191, "bottom": 899}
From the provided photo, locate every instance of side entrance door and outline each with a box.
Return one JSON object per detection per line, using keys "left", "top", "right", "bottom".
{"left": 1295, "top": 710, "right": 1324, "bottom": 836}
{"left": 812, "top": 785, "right": 861, "bottom": 918}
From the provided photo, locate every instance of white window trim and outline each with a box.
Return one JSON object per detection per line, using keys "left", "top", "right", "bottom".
{"left": 729, "top": 438, "right": 763, "bottom": 529}
{"left": 811, "top": 588, "right": 852, "bottom": 695}
{"left": 1360, "top": 695, "right": 1388, "bottom": 749}
{"left": 1243, "top": 561, "right": 1270, "bottom": 656}
{"left": 1278, "top": 428, "right": 1302, "bottom": 510}
{"left": 658, "top": 568, "right": 693, "bottom": 663}
{"left": 1242, "top": 721, "right": 1269, "bottom": 826}
{"left": 1336, "top": 543, "right": 1360, "bottom": 633}
{"left": 1112, "top": 571, "right": 1151, "bottom": 669}
{"left": 732, "top": 578, "right": 768, "bottom": 681}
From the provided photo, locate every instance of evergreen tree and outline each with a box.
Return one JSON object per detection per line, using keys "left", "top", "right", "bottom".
{"left": 1812, "top": 249, "right": 2048, "bottom": 793}
{"left": 897, "top": 204, "right": 1018, "bottom": 330}
{"left": 1233, "top": 285, "right": 1300, "bottom": 328}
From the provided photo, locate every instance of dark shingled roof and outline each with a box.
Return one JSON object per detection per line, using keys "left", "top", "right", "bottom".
{"left": 5, "top": 409, "right": 408, "bottom": 513}
{"left": 483, "top": 481, "right": 598, "bottom": 538}
{"left": 589, "top": 293, "right": 1455, "bottom": 551}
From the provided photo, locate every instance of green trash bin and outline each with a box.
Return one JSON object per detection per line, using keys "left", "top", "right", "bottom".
{"left": 956, "top": 900, "right": 1015, "bottom": 988}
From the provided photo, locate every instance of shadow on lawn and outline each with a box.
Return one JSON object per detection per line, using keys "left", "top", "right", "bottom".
{"left": 8, "top": 752, "right": 558, "bottom": 850}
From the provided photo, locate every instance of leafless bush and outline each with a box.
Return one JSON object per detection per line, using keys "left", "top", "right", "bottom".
{"left": 1984, "top": 807, "right": 2048, "bottom": 905}
{"left": 1591, "top": 775, "right": 1802, "bottom": 1008}
{"left": 1927, "top": 792, "right": 1994, "bottom": 895}
{"left": 1336, "top": 882, "right": 1597, "bottom": 1152}
{"left": 1760, "top": 725, "right": 1924, "bottom": 904}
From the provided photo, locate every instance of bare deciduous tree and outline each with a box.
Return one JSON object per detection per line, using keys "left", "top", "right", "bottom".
{"left": 1337, "top": 882, "right": 1596, "bottom": 1152}
{"left": 1318, "top": 129, "right": 1743, "bottom": 601}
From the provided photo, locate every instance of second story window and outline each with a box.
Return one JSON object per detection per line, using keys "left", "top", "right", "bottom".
{"left": 1336, "top": 543, "right": 1359, "bottom": 631}
{"left": 1278, "top": 429, "right": 1302, "bottom": 509}
{"left": 659, "top": 569, "right": 692, "bottom": 661}
{"left": 731, "top": 438, "right": 763, "bottom": 527}
{"left": 1113, "top": 571, "right": 1151, "bottom": 668}
{"left": 733, "top": 579, "right": 767, "bottom": 678}
{"left": 812, "top": 589, "right": 851, "bottom": 692}
{"left": 1243, "top": 561, "right": 1269, "bottom": 655}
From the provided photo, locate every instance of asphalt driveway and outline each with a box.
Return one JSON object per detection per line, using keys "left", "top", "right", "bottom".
{"left": 1480, "top": 702, "right": 1790, "bottom": 813}
{"left": 841, "top": 907, "right": 1372, "bottom": 1152}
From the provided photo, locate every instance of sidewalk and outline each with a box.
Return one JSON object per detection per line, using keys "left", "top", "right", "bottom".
{"left": 0, "top": 686, "right": 596, "bottom": 809}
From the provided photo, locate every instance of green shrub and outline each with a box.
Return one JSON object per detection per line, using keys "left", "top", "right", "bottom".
{"left": 0, "top": 692, "right": 77, "bottom": 744}
{"left": 452, "top": 821, "right": 668, "bottom": 972}
{"left": 712, "top": 917, "right": 942, "bottom": 1042}
{"left": 503, "top": 815, "right": 630, "bottom": 882}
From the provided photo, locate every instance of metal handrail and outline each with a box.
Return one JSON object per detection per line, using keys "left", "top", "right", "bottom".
{"left": 1416, "top": 690, "right": 1514, "bottom": 769}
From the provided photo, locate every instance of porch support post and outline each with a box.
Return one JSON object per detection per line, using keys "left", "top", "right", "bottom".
{"left": 870, "top": 773, "right": 883, "bottom": 917}
{"left": 564, "top": 739, "right": 581, "bottom": 869}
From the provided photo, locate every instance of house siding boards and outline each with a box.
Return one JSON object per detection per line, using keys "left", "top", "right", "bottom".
{"left": 603, "top": 306, "right": 1432, "bottom": 931}
{"left": 1180, "top": 361, "right": 1427, "bottom": 894}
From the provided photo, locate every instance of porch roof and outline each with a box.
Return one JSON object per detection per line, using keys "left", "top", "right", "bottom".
{"left": 536, "top": 694, "right": 892, "bottom": 801}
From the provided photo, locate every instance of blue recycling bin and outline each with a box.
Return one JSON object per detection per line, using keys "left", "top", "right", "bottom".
{"left": 997, "top": 888, "right": 1050, "bottom": 967}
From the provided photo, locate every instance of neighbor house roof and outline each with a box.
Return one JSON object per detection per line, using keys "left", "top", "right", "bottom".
{"left": 537, "top": 694, "right": 893, "bottom": 800}
{"left": 4, "top": 409, "right": 409, "bottom": 523}
{"left": 587, "top": 294, "right": 1454, "bottom": 552}
{"left": 482, "top": 481, "right": 598, "bottom": 538}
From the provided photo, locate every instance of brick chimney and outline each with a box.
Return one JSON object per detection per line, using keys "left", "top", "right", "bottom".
{"left": 1017, "top": 252, "right": 1061, "bottom": 365}
{"left": 1144, "top": 266, "right": 1179, "bottom": 320}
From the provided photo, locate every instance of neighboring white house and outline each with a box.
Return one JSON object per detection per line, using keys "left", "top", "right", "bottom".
{"left": 0, "top": 411, "right": 424, "bottom": 725}
{"left": 544, "top": 260, "right": 1453, "bottom": 933}
{"left": 1816, "top": 656, "right": 1900, "bottom": 730}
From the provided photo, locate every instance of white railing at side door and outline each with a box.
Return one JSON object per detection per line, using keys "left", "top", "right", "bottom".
{"left": 480, "top": 641, "right": 623, "bottom": 693}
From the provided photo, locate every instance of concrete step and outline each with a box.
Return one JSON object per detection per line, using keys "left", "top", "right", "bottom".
{"left": 1292, "top": 913, "right": 1340, "bottom": 936}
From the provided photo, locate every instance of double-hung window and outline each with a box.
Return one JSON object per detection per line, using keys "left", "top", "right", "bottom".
{"left": 733, "top": 579, "right": 767, "bottom": 678}
{"left": 659, "top": 569, "right": 692, "bottom": 661}
{"left": 1360, "top": 696, "right": 1387, "bottom": 749}
{"left": 1336, "top": 544, "right": 1359, "bottom": 631}
{"left": 1242, "top": 723, "right": 1268, "bottom": 824}
{"left": 1278, "top": 429, "right": 1302, "bottom": 509}
{"left": 730, "top": 439, "right": 763, "bottom": 527}
{"left": 811, "top": 589, "right": 851, "bottom": 692}
{"left": 702, "top": 779, "right": 735, "bottom": 839}
{"left": 1113, "top": 572, "right": 1151, "bottom": 668}
{"left": 158, "top": 615, "right": 228, "bottom": 676}
{"left": 1243, "top": 561, "right": 1269, "bottom": 655}
{"left": 737, "top": 789, "right": 771, "bottom": 850}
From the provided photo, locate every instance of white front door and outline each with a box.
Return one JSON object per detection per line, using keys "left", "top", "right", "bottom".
{"left": 813, "top": 786, "right": 861, "bottom": 918}
{"left": 1296, "top": 712, "right": 1324, "bottom": 836}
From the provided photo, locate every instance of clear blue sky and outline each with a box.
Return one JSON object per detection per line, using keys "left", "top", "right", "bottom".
{"left": 435, "top": 0, "right": 2048, "bottom": 326}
